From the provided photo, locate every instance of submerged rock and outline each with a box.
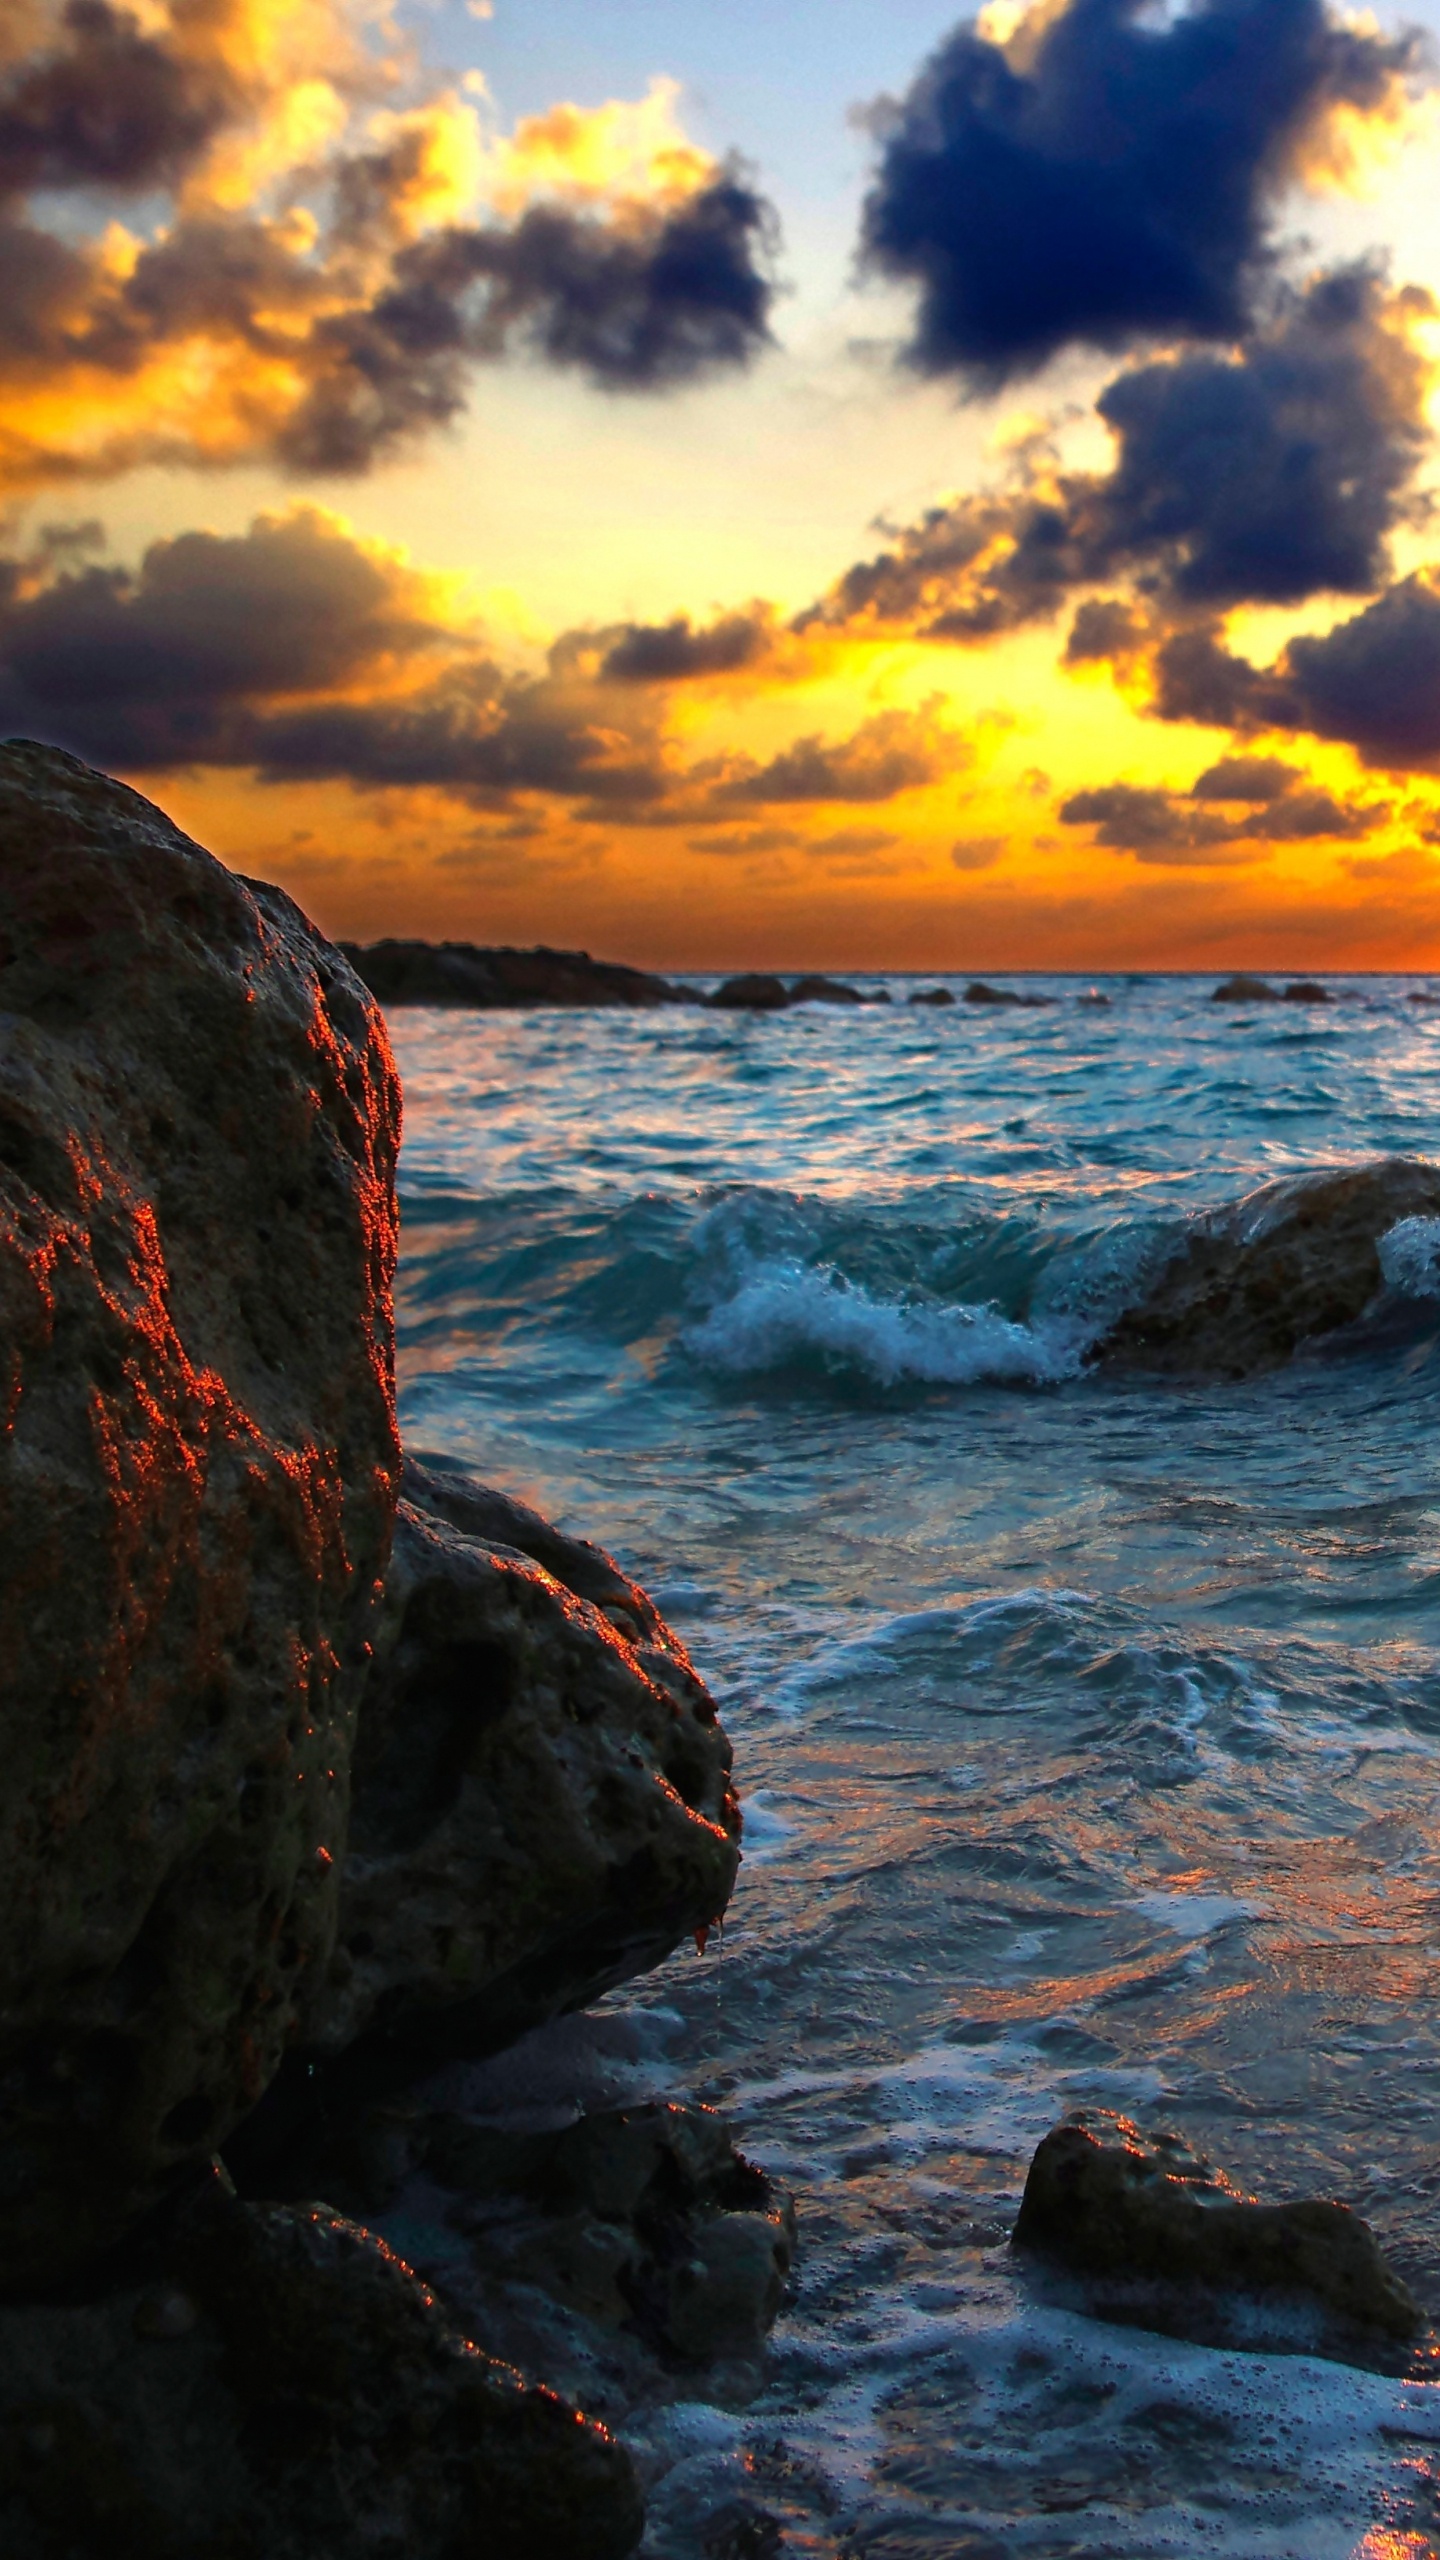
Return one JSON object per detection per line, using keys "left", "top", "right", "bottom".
{"left": 1212, "top": 973, "right": 1279, "bottom": 1002}
{"left": 0, "top": 744, "right": 401, "bottom": 2289}
{"left": 1015, "top": 2113, "right": 1418, "bottom": 2346}
{"left": 342, "top": 938, "right": 685, "bottom": 1009}
{"left": 1092, "top": 1158, "right": 1440, "bottom": 1378}
{"left": 0, "top": 2173, "right": 644, "bottom": 2559}
{"left": 225, "top": 1457, "right": 740, "bottom": 2167}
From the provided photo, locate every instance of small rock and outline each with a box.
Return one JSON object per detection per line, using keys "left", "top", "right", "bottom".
{"left": 1212, "top": 973, "right": 1280, "bottom": 1002}
{"left": 908, "top": 986, "right": 955, "bottom": 1006}
{"left": 1014, "top": 2112, "right": 1418, "bottom": 2344}
{"left": 710, "top": 974, "right": 791, "bottom": 1010}
{"left": 1282, "top": 980, "right": 1330, "bottom": 1003}
{"left": 425, "top": 2100, "right": 796, "bottom": 2369}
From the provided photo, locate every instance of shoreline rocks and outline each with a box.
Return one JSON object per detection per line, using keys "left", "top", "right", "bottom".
{"left": 0, "top": 747, "right": 768, "bottom": 2558}
{"left": 1015, "top": 2113, "right": 1418, "bottom": 2352}
{"left": 341, "top": 939, "right": 688, "bottom": 1009}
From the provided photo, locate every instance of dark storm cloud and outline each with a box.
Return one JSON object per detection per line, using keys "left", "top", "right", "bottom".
{"left": 0, "top": 0, "right": 227, "bottom": 199}
{"left": 598, "top": 608, "right": 772, "bottom": 683}
{"left": 813, "top": 269, "right": 1431, "bottom": 644}
{"left": 859, "top": 0, "right": 1420, "bottom": 385}
{"left": 1146, "top": 576, "right": 1440, "bottom": 768}
{"left": 247, "top": 680, "right": 669, "bottom": 804}
{"left": 0, "top": 509, "right": 445, "bottom": 767}
{"left": 1060, "top": 768, "right": 1386, "bottom": 857}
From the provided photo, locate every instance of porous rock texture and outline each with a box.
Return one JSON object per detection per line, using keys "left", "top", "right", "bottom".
{"left": 0, "top": 2171, "right": 644, "bottom": 2560}
{"left": 305, "top": 1456, "right": 741, "bottom": 2081}
{"left": 1015, "top": 2112, "right": 1418, "bottom": 2344}
{"left": 1093, "top": 1159, "right": 1440, "bottom": 1379}
{"left": 0, "top": 743, "right": 401, "bottom": 2289}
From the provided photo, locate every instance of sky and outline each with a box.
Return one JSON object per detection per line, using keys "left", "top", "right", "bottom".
{"left": 6, "top": 0, "right": 1440, "bottom": 968}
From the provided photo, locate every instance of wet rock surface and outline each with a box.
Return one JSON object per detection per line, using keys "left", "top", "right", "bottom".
{"left": 0, "top": 2172, "right": 644, "bottom": 2559}
{"left": 341, "top": 938, "right": 686, "bottom": 1009}
{"left": 710, "top": 974, "right": 793, "bottom": 1011}
{"left": 1212, "top": 973, "right": 1281, "bottom": 1001}
{"left": 1093, "top": 1158, "right": 1440, "bottom": 1378}
{"left": 229, "top": 1455, "right": 741, "bottom": 2168}
{"left": 0, "top": 743, "right": 401, "bottom": 2289}
{"left": 1015, "top": 2113, "right": 1418, "bottom": 2353}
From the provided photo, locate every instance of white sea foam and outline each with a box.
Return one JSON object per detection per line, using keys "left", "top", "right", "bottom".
{"left": 1132, "top": 1889, "right": 1268, "bottom": 1938}
{"left": 682, "top": 1257, "right": 1085, "bottom": 1387}
{"left": 1378, "top": 1212, "right": 1440, "bottom": 1298}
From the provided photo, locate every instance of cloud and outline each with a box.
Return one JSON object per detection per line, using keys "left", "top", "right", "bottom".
{"left": 598, "top": 608, "right": 773, "bottom": 682}
{"left": 951, "top": 834, "right": 1005, "bottom": 869}
{"left": 812, "top": 267, "right": 1432, "bottom": 643}
{"left": 720, "top": 699, "right": 966, "bottom": 803}
{"left": 0, "top": 8, "right": 780, "bottom": 489}
{"left": 858, "top": 0, "right": 1420, "bottom": 385}
{"left": 1060, "top": 767, "right": 1385, "bottom": 859}
{"left": 1149, "top": 572, "right": 1440, "bottom": 770}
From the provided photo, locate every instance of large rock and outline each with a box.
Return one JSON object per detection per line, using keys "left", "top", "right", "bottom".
{"left": 341, "top": 939, "right": 685, "bottom": 1009}
{"left": 0, "top": 2173, "right": 643, "bottom": 2559}
{"left": 1093, "top": 1159, "right": 1440, "bottom": 1378}
{"left": 1014, "top": 2112, "right": 1418, "bottom": 2344}
{"left": 228, "top": 1458, "right": 742, "bottom": 2168}
{"left": 0, "top": 743, "right": 401, "bottom": 2288}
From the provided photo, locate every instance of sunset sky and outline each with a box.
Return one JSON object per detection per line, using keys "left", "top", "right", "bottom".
{"left": 7, "top": 0, "right": 1440, "bottom": 967}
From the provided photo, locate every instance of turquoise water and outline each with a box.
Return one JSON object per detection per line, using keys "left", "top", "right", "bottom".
{"left": 390, "top": 977, "right": 1440, "bottom": 2558}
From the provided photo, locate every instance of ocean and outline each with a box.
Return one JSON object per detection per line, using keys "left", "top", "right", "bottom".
{"left": 386, "top": 974, "right": 1440, "bottom": 2558}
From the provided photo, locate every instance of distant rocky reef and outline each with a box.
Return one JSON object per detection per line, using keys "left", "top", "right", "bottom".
{"left": 0, "top": 745, "right": 790, "bottom": 2560}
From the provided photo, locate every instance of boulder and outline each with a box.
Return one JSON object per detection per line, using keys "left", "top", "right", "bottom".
{"left": 710, "top": 974, "right": 790, "bottom": 1011}
{"left": 0, "top": 2173, "right": 643, "bottom": 2559}
{"left": 1282, "top": 980, "right": 1330, "bottom": 1003}
{"left": 340, "top": 940, "right": 684, "bottom": 1009}
{"left": 1092, "top": 1159, "right": 1440, "bottom": 1378}
{"left": 1212, "top": 973, "right": 1279, "bottom": 1002}
{"left": 908, "top": 986, "right": 955, "bottom": 1006}
{"left": 0, "top": 744, "right": 401, "bottom": 2290}
{"left": 230, "top": 1458, "right": 741, "bottom": 2165}
{"left": 1014, "top": 2112, "right": 1417, "bottom": 2344}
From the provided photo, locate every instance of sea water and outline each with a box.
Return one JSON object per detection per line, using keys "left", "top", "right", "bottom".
{"left": 388, "top": 974, "right": 1440, "bottom": 2557}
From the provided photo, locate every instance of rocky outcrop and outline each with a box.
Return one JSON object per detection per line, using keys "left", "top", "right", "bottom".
{"left": 0, "top": 743, "right": 401, "bottom": 2289}
{"left": 0, "top": 2171, "right": 643, "bottom": 2560}
{"left": 1094, "top": 1159, "right": 1440, "bottom": 1378}
{"left": 228, "top": 1456, "right": 741, "bottom": 2169}
{"left": 908, "top": 986, "right": 955, "bottom": 1005}
{"left": 710, "top": 973, "right": 888, "bottom": 1010}
{"left": 340, "top": 939, "right": 686, "bottom": 1009}
{"left": 1015, "top": 2113, "right": 1417, "bottom": 2347}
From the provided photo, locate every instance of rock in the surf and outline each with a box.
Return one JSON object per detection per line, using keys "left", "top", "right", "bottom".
{"left": 1283, "top": 980, "right": 1330, "bottom": 1002}
{"left": 1014, "top": 2113, "right": 1418, "bottom": 2341}
{"left": 300, "top": 1457, "right": 740, "bottom": 2081}
{"left": 1093, "top": 1158, "right": 1440, "bottom": 1379}
{"left": 0, "top": 2172, "right": 644, "bottom": 2559}
{"left": 0, "top": 743, "right": 401, "bottom": 2289}
{"left": 963, "top": 981, "right": 1053, "bottom": 1007}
